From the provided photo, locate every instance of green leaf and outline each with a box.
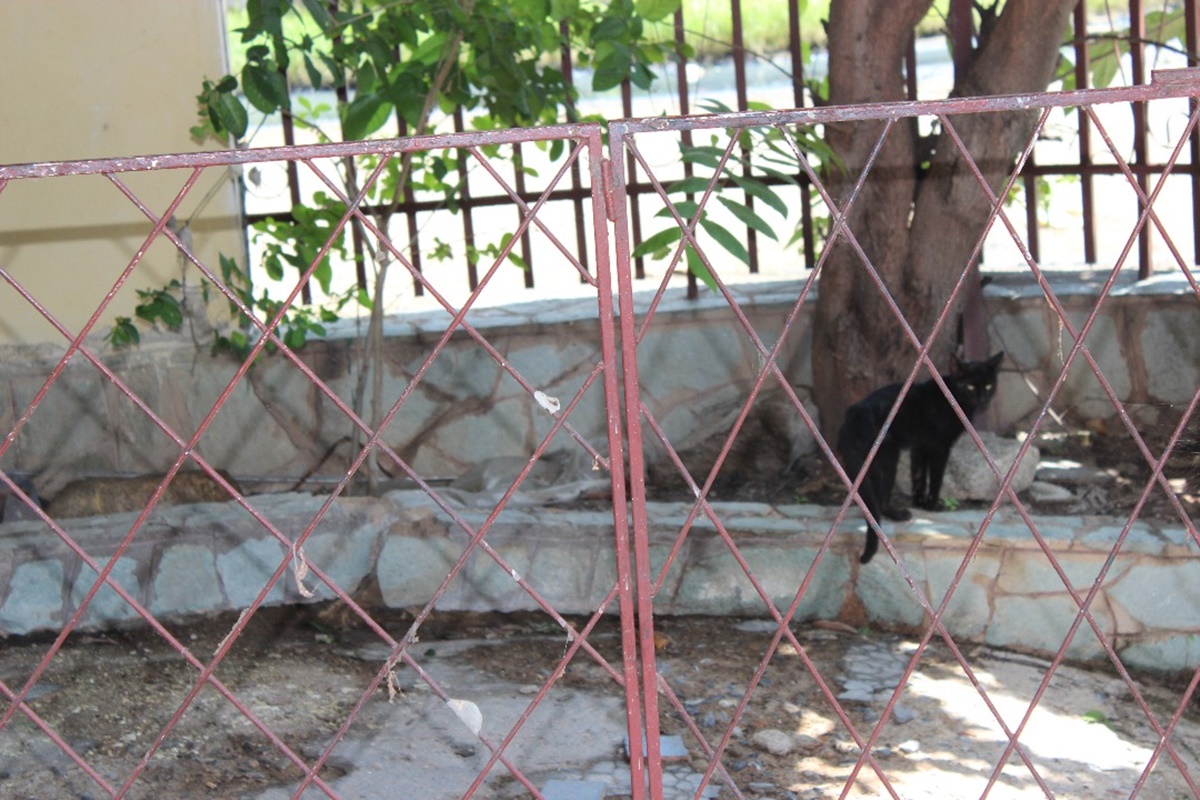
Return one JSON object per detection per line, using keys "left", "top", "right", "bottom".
{"left": 303, "top": 54, "right": 324, "bottom": 90}
{"left": 685, "top": 246, "right": 718, "bottom": 292}
{"left": 733, "top": 175, "right": 789, "bottom": 217}
{"left": 242, "top": 63, "right": 289, "bottom": 114}
{"left": 592, "top": 41, "right": 632, "bottom": 92}
{"left": 341, "top": 93, "right": 392, "bottom": 140}
{"left": 699, "top": 217, "right": 750, "bottom": 265}
{"left": 680, "top": 146, "right": 726, "bottom": 170}
{"left": 312, "top": 256, "right": 333, "bottom": 295}
{"left": 718, "top": 196, "right": 778, "bottom": 240}
{"left": 1088, "top": 43, "right": 1120, "bottom": 88}
{"left": 656, "top": 199, "right": 700, "bottom": 222}
{"left": 635, "top": 0, "right": 680, "bottom": 23}
{"left": 283, "top": 326, "right": 308, "bottom": 350}
{"left": 632, "top": 226, "right": 682, "bottom": 258}
{"left": 550, "top": 0, "right": 579, "bottom": 20}
{"left": 299, "top": 0, "right": 333, "bottom": 29}
{"left": 110, "top": 317, "right": 140, "bottom": 348}
{"left": 212, "top": 92, "right": 249, "bottom": 139}
{"left": 668, "top": 175, "right": 718, "bottom": 196}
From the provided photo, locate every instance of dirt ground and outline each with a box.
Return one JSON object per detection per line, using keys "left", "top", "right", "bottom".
{"left": 2, "top": 426, "right": 1199, "bottom": 798}
{"left": 0, "top": 605, "right": 1198, "bottom": 799}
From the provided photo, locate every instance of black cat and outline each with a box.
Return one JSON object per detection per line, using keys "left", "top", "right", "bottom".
{"left": 836, "top": 351, "right": 1003, "bottom": 564}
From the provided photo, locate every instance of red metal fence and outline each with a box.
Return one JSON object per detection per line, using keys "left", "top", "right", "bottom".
{"left": 1, "top": 69, "right": 1200, "bottom": 799}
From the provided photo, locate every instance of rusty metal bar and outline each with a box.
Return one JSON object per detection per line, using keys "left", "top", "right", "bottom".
{"left": 559, "top": 19, "right": 593, "bottom": 281}
{"left": 1073, "top": 0, "right": 1099, "bottom": 263}
{"left": 1187, "top": 0, "right": 1200, "bottom": 264}
{"left": 730, "top": 0, "right": 758, "bottom": 276}
{"left": 788, "top": 0, "right": 816, "bottom": 268}
{"left": 1131, "top": 0, "right": 1153, "bottom": 276}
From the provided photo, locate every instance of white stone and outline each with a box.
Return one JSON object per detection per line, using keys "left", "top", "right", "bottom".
{"left": 1029, "top": 480, "right": 1076, "bottom": 502}
{"left": 751, "top": 728, "right": 794, "bottom": 756}
{"left": 902, "top": 431, "right": 1040, "bottom": 501}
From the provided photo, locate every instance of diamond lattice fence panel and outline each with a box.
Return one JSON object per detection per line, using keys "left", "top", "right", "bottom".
{"left": 608, "top": 73, "right": 1200, "bottom": 798}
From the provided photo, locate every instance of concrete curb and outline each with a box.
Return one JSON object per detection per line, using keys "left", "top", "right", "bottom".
{"left": 1, "top": 491, "right": 1196, "bottom": 673}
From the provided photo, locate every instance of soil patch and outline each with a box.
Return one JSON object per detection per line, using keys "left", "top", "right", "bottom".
{"left": 1, "top": 608, "right": 1198, "bottom": 798}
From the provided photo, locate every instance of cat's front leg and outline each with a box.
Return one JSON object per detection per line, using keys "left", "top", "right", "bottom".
{"left": 910, "top": 448, "right": 931, "bottom": 508}
{"left": 919, "top": 445, "right": 952, "bottom": 510}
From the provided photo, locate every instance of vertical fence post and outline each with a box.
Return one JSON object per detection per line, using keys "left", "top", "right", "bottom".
{"left": 1073, "top": 0, "right": 1099, "bottom": 264}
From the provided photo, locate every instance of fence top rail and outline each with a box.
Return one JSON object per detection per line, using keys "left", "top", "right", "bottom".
{"left": 609, "top": 68, "right": 1200, "bottom": 137}
{"left": 0, "top": 121, "right": 605, "bottom": 181}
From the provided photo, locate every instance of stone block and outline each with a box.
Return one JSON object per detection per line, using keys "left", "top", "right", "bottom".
{"left": 217, "top": 537, "right": 288, "bottom": 608}
{"left": 1059, "top": 312, "right": 1130, "bottom": 419}
{"left": 462, "top": 537, "right": 534, "bottom": 611}
{"left": 72, "top": 556, "right": 141, "bottom": 627}
{"left": 541, "top": 779, "right": 606, "bottom": 800}
{"left": 996, "top": 548, "right": 1109, "bottom": 595}
{"left": 1108, "top": 559, "right": 1200, "bottom": 631}
{"left": 1140, "top": 307, "right": 1200, "bottom": 405}
{"left": 298, "top": 526, "right": 380, "bottom": 601}
{"left": 988, "top": 594, "right": 1109, "bottom": 661}
{"left": 921, "top": 550, "right": 1001, "bottom": 639}
{"left": 1120, "top": 635, "right": 1200, "bottom": 674}
{"left": 670, "top": 534, "right": 837, "bottom": 616}
{"left": 152, "top": 544, "right": 225, "bottom": 617}
{"left": 378, "top": 532, "right": 462, "bottom": 608}
{"left": 0, "top": 559, "right": 65, "bottom": 635}
{"left": 527, "top": 538, "right": 607, "bottom": 613}
{"left": 855, "top": 558, "right": 928, "bottom": 629}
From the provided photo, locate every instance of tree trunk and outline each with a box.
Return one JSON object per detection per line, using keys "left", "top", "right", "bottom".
{"left": 812, "top": 0, "right": 1077, "bottom": 440}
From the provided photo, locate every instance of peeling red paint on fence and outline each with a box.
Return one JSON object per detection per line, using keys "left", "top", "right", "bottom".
{"left": 1, "top": 70, "right": 1200, "bottom": 798}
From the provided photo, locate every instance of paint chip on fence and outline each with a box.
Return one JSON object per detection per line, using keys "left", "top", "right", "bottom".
{"left": 446, "top": 698, "right": 482, "bottom": 735}
{"left": 534, "top": 390, "right": 560, "bottom": 415}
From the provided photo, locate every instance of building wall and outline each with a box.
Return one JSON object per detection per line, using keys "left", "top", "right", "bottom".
{"left": 0, "top": 0, "right": 244, "bottom": 346}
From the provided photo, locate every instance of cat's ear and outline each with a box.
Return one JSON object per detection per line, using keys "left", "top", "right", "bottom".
{"left": 987, "top": 351, "right": 1005, "bottom": 369}
{"left": 948, "top": 353, "right": 964, "bottom": 375}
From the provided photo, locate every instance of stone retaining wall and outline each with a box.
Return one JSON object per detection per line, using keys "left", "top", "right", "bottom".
{"left": 1, "top": 492, "right": 1197, "bottom": 673}
{"left": 0, "top": 270, "right": 1195, "bottom": 485}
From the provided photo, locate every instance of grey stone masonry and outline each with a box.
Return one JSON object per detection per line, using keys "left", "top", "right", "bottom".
{"left": 0, "top": 270, "right": 1195, "bottom": 487}
{"left": 2, "top": 490, "right": 1198, "bottom": 674}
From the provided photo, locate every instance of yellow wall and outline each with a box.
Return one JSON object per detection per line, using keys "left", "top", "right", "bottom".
{"left": 0, "top": 0, "right": 244, "bottom": 346}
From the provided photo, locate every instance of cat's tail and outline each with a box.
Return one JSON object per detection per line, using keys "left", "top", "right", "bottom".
{"left": 860, "top": 527, "right": 879, "bottom": 564}
{"left": 836, "top": 441, "right": 883, "bottom": 564}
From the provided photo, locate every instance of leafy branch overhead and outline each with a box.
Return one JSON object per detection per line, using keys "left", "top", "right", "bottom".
{"left": 113, "top": 0, "right": 686, "bottom": 355}
{"left": 193, "top": 0, "right": 685, "bottom": 144}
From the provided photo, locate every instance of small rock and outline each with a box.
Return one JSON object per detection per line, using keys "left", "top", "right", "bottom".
{"left": 833, "top": 739, "right": 860, "bottom": 755}
{"left": 1029, "top": 481, "right": 1075, "bottom": 502}
{"left": 735, "top": 620, "right": 781, "bottom": 633}
{"left": 898, "top": 739, "right": 921, "bottom": 754}
{"left": 751, "top": 729, "right": 793, "bottom": 756}
{"left": 794, "top": 734, "right": 822, "bottom": 753}
{"left": 1035, "top": 459, "right": 1115, "bottom": 485}
{"left": 891, "top": 704, "right": 917, "bottom": 724}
